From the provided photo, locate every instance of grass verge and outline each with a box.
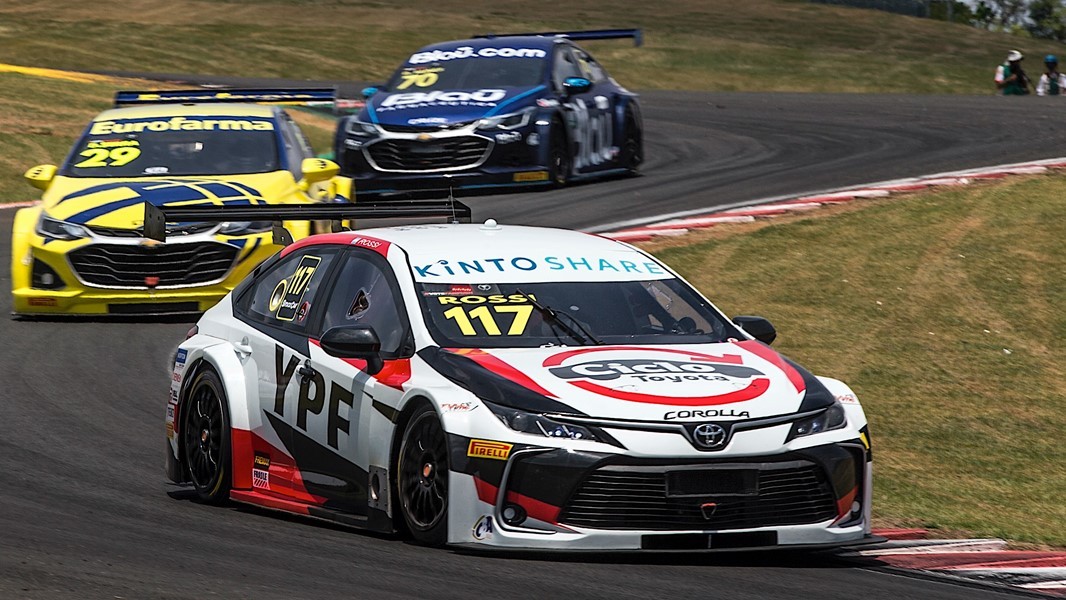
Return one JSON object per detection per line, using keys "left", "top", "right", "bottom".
{"left": 2, "top": 0, "right": 1065, "bottom": 94}
{"left": 643, "top": 176, "right": 1066, "bottom": 547}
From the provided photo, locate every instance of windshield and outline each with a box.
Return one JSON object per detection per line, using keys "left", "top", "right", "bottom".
{"left": 417, "top": 279, "right": 743, "bottom": 348}
{"left": 387, "top": 56, "right": 545, "bottom": 91}
{"left": 62, "top": 116, "right": 280, "bottom": 177}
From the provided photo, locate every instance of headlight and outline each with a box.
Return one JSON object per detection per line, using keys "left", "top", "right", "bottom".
{"left": 219, "top": 221, "right": 273, "bottom": 236}
{"left": 477, "top": 108, "right": 533, "bottom": 131}
{"left": 786, "top": 400, "right": 847, "bottom": 441}
{"left": 485, "top": 401, "right": 598, "bottom": 441}
{"left": 347, "top": 117, "right": 379, "bottom": 135}
{"left": 36, "top": 215, "right": 89, "bottom": 241}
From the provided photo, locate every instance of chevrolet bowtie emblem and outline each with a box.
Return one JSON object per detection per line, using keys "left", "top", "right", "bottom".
{"left": 139, "top": 238, "right": 163, "bottom": 248}
{"left": 416, "top": 133, "right": 434, "bottom": 142}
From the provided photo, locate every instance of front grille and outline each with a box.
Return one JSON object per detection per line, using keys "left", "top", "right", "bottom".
{"left": 68, "top": 242, "right": 238, "bottom": 288}
{"left": 365, "top": 136, "right": 490, "bottom": 171}
{"left": 85, "top": 223, "right": 217, "bottom": 238}
{"left": 378, "top": 121, "right": 474, "bottom": 134}
{"left": 559, "top": 463, "right": 837, "bottom": 531}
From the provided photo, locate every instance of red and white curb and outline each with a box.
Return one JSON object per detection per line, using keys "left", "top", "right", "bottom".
{"left": 594, "top": 157, "right": 1066, "bottom": 241}
{"left": 855, "top": 529, "right": 1066, "bottom": 597}
{"left": 0, "top": 200, "right": 38, "bottom": 210}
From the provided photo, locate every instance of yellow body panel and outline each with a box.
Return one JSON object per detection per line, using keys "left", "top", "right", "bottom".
{"left": 11, "top": 103, "right": 348, "bottom": 315}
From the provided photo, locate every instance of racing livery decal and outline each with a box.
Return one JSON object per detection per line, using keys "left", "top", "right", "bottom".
{"left": 543, "top": 347, "right": 771, "bottom": 406}
{"left": 467, "top": 439, "right": 513, "bottom": 461}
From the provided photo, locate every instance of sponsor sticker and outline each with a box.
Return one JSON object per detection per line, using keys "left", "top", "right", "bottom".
{"left": 273, "top": 255, "right": 322, "bottom": 321}
{"left": 513, "top": 170, "right": 549, "bottom": 182}
{"left": 467, "top": 439, "right": 512, "bottom": 461}
{"left": 472, "top": 515, "right": 494, "bottom": 540}
{"left": 835, "top": 394, "right": 858, "bottom": 404}
{"left": 543, "top": 347, "right": 772, "bottom": 407}
{"left": 441, "top": 402, "right": 477, "bottom": 413}
{"left": 411, "top": 256, "right": 666, "bottom": 279}
{"left": 409, "top": 46, "right": 546, "bottom": 64}
{"left": 252, "top": 454, "right": 271, "bottom": 489}
{"left": 377, "top": 89, "right": 507, "bottom": 111}
{"left": 90, "top": 116, "right": 275, "bottom": 135}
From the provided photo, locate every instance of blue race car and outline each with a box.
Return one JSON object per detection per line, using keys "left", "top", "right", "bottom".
{"left": 334, "top": 29, "right": 644, "bottom": 195}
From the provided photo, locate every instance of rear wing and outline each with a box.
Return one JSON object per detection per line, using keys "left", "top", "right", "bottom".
{"left": 143, "top": 200, "right": 472, "bottom": 244}
{"left": 114, "top": 88, "right": 337, "bottom": 108}
{"left": 475, "top": 28, "right": 642, "bottom": 47}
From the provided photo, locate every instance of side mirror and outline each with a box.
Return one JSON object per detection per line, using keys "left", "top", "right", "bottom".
{"left": 320, "top": 325, "right": 384, "bottom": 375}
{"left": 25, "top": 164, "right": 58, "bottom": 191}
{"left": 562, "top": 77, "right": 592, "bottom": 95}
{"left": 299, "top": 158, "right": 341, "bottom": 190}
{"left": 732, "top": 315, "right": 777, "bottom": 345}
{"left": 361, "top": 86, "right": 380, "bottom": 99}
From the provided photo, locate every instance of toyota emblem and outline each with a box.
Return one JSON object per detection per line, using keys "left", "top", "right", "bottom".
{"left": 692, "top": 423, "right": 727, "bottom": 449}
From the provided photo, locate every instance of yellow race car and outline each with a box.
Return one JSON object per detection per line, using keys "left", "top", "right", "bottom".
{"left": 11, "top": 89, "right": 352, "bottom": 316}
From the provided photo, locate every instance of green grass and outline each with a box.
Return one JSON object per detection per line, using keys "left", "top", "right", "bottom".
{"left": 647, "top": 176, "right": 1066, "bottom": 546}
{"left": 1, "top": 0, "right": 1064, "bottom": 94}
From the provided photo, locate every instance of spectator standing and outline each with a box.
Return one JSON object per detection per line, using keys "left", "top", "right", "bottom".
{"left": 995, "top": 50, "right": 1031, "bottom": 95}
{"left": 1036, "top": 55, "right": 1066, "bottom": 96}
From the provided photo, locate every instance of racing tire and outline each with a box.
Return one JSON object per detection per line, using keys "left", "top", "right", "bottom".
{"left": 548, "top": 122, "right": 571, "bottom": 188}
{"left": 397, "top": 405, "right": 449, "bottom": 546}
{"left": 621, "top": 111, "right": 643, "bottom": 175}
{"left": 182, "top": 368, "right": 231, "bottom": 504}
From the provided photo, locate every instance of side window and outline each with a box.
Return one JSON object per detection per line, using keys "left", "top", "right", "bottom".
{"left": 552, "top": 47, "right": 584, "bottom": 91}
{"left": 276, "top": 110, "right": 309, "bottom": 178}
{"left": 320, "top": 251, "right": 409, "bottom": 356}
{"left": 574, "top": 49, "right": 605, "bottom": 83}
{"left": 239, "top": 248, "right": 338, "bottom": 331}
{"left": 281, "top": 111, "right": 314, "bottom": 158}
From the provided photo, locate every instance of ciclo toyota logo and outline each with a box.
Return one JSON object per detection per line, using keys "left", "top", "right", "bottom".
{"left": 542, "top": 347, "right": 771, "bottom": 407}
{"left": 692, "top": 423, "right": 727, "bottom": 449}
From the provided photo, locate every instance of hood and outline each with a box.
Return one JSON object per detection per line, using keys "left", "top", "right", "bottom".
{"left": 41, "top": 172, "right": 296, "bottom": 228}
{"left": 420, "top": 341, "right": 835, "bottom": 423}
{"left": 365, "top": 85, "right": 545, "bottom": 128}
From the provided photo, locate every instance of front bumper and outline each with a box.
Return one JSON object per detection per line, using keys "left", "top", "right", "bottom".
{"left": 338, "top": 126, "right": 553, "bottom": 195}
{"left": 11, "top": 234, "right": 279, "bottom": 315}
{"left": 447, "top": 438, "right": 872, "bottom": 551}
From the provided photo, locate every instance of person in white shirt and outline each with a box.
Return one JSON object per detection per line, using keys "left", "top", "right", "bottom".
{"left": 1036, "top": 55, "right": 1066, "bottom": 96}
{"left": 995, "top": 50, "right": 1031, "bottom": 95}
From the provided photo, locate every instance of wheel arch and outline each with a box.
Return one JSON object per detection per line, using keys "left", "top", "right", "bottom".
{"left": 10, "top": 206, "right": 41, "bottom": 290}
{"left": 172, "top": 342, "right": 255, "bottom": 487}
{"left": 387, "top": 394, "right": 437, "bottom": 532}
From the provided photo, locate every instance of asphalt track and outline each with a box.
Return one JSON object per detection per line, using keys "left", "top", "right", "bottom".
{"left": 2, "top": 89, "right": 1062, "bottom": 599}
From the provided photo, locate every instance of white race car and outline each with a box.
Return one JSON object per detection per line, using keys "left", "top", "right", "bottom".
{"left": 164, "top": 211, "right": 874, "bottom": 551}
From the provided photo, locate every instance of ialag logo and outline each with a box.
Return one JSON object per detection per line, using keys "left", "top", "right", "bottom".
{"left": 543, "top": 347, "right": 771, "bottom": 406}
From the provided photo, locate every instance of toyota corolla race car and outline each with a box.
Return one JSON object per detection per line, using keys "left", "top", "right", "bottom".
{"left": 10, "top": 89, "right": 351, "bottom": 316}
{"left": 163, "top": 203, "right": 874, "bottom": 552}
{"left": 334, "top": 29, "right": 644, "bottom": 195}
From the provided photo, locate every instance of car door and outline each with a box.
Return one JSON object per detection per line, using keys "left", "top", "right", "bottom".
{"left": 554, "top": 45, "right": 614, "bottom": 174}
{"left": 231, "top": 246, "right": 340, "bottom": 504}
{"left": 304, "top": 247, "right": 414, "bottom": 515}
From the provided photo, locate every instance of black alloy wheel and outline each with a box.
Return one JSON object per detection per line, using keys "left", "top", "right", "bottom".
{"left": 182, "top": 369, "right": 231, "bottom": 503}
{"left": 397, "top": 406, "right": 449, "bottom": 545}
{"left": 621, "top": 112, "right": 643, "bottom": 174}
{"left": 548, "top": 124, "right": 571, "bottom": 187}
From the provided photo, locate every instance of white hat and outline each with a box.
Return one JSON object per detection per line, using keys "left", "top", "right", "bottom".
{"left": 1007, "top": 50, "right": 1024, "bottom": 62}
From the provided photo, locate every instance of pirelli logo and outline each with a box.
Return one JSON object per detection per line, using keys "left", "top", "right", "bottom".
{"left": 467, "top": 439, "right": 513, "bottom": 461}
